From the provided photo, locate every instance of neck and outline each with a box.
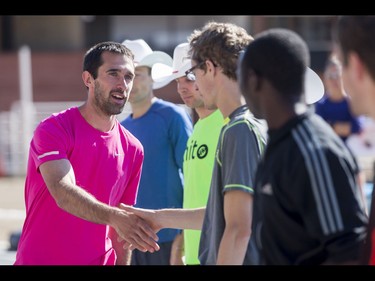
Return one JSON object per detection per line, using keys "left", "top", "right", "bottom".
{"left": 218, "top": 94, "right": 245, "bottom": 119}
{"left": 131, "top": 96, "right": 157, "bottom": 119}
{"left": 195, "top": 106, "right": 216, "bottom": 119}
{"left": 216, "top": 79, "right": 245, "bottom": 118}
{"left": 79, "top": 103, "right": 116, "bottom": 132}
{"left": 328, "top": 89, "right": 346, "bottom": 101}
{"left": 266, "top": 102, "right": 304, "bottom": 130}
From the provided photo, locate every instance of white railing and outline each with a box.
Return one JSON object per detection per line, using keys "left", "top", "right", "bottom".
{"left": 0, "top": 99, "right": 191, "bottom": 177}
{"left": 0, "top": 100, "right": 132, "bottom": 176}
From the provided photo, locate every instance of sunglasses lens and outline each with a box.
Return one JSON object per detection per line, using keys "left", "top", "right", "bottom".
{"left": 186, "top": 72, "right": 196, "bottom": 81}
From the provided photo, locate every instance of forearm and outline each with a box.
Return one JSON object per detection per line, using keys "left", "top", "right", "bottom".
{"left": 118, "top": 249, "right": 132, "bottom": 265}
{"left": 357, "top": 171, "right": 368, "bottom": 215}
{"left": 51, "top": 179, "right": 117, "bottom": 226}
{"left": 217, "top": 190, "right": 253, "bottom": 264}
{"left": 333, "top": 122, "right": 352, "bottom": 137}
{"left": 157, "top": 207, "right": 205, "bottom": 230}
{"left": 109, "top": 227, "right": 132, "bottom": 265}
{"left": 41, "top": 159, "right": 118, "bottom": 226}
{"left": 216, "top": 227, "right": 249, "bottom": 265}
{"left": 170, "top": 232, "right": 185, "bottom": 265}
{"left": 41, "top": 160, "right": 159, "bottom": 253}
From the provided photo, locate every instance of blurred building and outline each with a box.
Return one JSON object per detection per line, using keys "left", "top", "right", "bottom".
{"left": 0, "top": 15, "right": 336, "bottom": 111}
{"left": 0, "top": 16, "right": 336, "bottom": 53}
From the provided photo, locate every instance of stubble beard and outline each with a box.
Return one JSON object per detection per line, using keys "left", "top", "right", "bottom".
{"left": 94, "top": 81, "right": 125, "bottom": 116}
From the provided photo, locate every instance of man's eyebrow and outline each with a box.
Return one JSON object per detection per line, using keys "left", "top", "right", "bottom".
{"left": 106, "top": 68, "right": 121, "bottom": 72}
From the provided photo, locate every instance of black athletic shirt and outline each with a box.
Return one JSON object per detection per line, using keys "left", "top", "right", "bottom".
{"left": 252, "top": 111, "right": 368, "bottom": 265}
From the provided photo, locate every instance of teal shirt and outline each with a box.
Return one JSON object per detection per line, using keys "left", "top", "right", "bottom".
{"left": 121, "top": 99, "right": 193, "bottom": 243}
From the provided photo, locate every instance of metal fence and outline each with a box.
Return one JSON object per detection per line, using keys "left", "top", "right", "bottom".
{"left": 0, "top": 100, "right": 132, "bottom": 176}
{"left": 0, "top": 100, "right": 193, "bottom": 177}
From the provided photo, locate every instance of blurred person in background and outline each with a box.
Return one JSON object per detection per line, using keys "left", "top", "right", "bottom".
{"left": 121, "top": 39, "right": 193, "bottom": 265}
{"left": 14, "top": 41, "right": 159, "bottom": 265}
{"left": 334, "top": 15, "right": 375, "bottom": 265}
{"left": 238, "top": 27, "right": 367, "bottom": 265}
{"left": 152, "top": 42, "right": 224, "bottom": 265}
{"left": 315, "top": 54, "right": 363, "bottom": 144}
{"left": 316, "top": 54, "right": 368, "bottom": 213}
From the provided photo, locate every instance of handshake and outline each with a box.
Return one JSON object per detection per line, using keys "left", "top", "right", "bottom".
{"left": 116, "top": 204, "right": 204, "bottom": 252}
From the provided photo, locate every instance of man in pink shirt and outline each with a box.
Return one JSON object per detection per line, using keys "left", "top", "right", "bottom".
{"left": 14, "top": 41, "right": 159, "bottom": 265}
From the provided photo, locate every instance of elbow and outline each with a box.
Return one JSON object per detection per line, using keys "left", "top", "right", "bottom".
{"left": 55, "top": 197, "right": 68, "bottom": 210}
{"left": 53, "top": 193, "right": 69, "bottom": 210}
{"left": 239, "top": 228, "right": 252, "bottom": 241}
{"left": 227, "top": 222, "right": 252, "bottom": 241}
{"left": 47, "top": 182, "right": 69, "bottom": 210}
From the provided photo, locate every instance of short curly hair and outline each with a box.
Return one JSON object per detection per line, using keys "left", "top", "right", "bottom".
{"left": 188, "top": 21, "right": 253, "bottom": 81}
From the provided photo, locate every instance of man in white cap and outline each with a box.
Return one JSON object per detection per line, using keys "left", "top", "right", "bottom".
{"left": 121, "top": 39, "right": 193, "bottom": 265}
{"left": 152, "top": 42, "right": 224, "bottom": 265}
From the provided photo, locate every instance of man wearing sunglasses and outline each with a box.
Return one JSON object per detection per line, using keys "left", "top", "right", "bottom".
{"left": 152, "top": 42, "right": 224, "bottom": 265}
{"left": 122, "top": 21, "right": 267, "bottom": 265}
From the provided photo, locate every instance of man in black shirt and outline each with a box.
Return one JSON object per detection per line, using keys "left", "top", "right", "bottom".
{"left": 238, "top": 28, "right": 368, "bottom": 265}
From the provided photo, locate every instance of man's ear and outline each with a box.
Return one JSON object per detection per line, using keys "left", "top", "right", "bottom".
{"left": 82, "top": 71, "right": 93, "bottom": 88}
{"left": 206, "top": 60, "right": 216, "bottom": 73}
{"left": 349, "top": 52, "right": 365, "bottom": 81}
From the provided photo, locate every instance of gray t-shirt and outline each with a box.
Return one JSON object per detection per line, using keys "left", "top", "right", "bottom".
{"left": 199, "top": 105, "right": 267, "bottom": 265}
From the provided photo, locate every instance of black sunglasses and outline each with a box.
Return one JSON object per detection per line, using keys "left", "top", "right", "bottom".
{"left": 185, "top": 61, "right": 205, "bottom": 81}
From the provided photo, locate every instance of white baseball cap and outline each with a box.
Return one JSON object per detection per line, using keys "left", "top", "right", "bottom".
{"left": 152, "top": 42, "right": 192, "bottom": 85}
{"left": 122, "top": 39, "right": 173, "bottom": 89}
{"left": 305, "top": 67, "right": 324, "bottom": 104}
{"left": 151, "top": 41, "right": 324, "bottom": 104}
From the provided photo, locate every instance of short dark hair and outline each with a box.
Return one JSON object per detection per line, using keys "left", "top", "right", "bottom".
{"left": 336, "top": 16, "right": 375, "bottom": 81}
{"left": 83, "top": 41, "right": 134, "bottom": 79}
{"left": 241, "top": 28, "right": 309, "bottom": 101}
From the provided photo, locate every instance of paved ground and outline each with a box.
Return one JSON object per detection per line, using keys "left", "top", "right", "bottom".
{"left": 0, "top": 176, "right": 25, "bottom": 265}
